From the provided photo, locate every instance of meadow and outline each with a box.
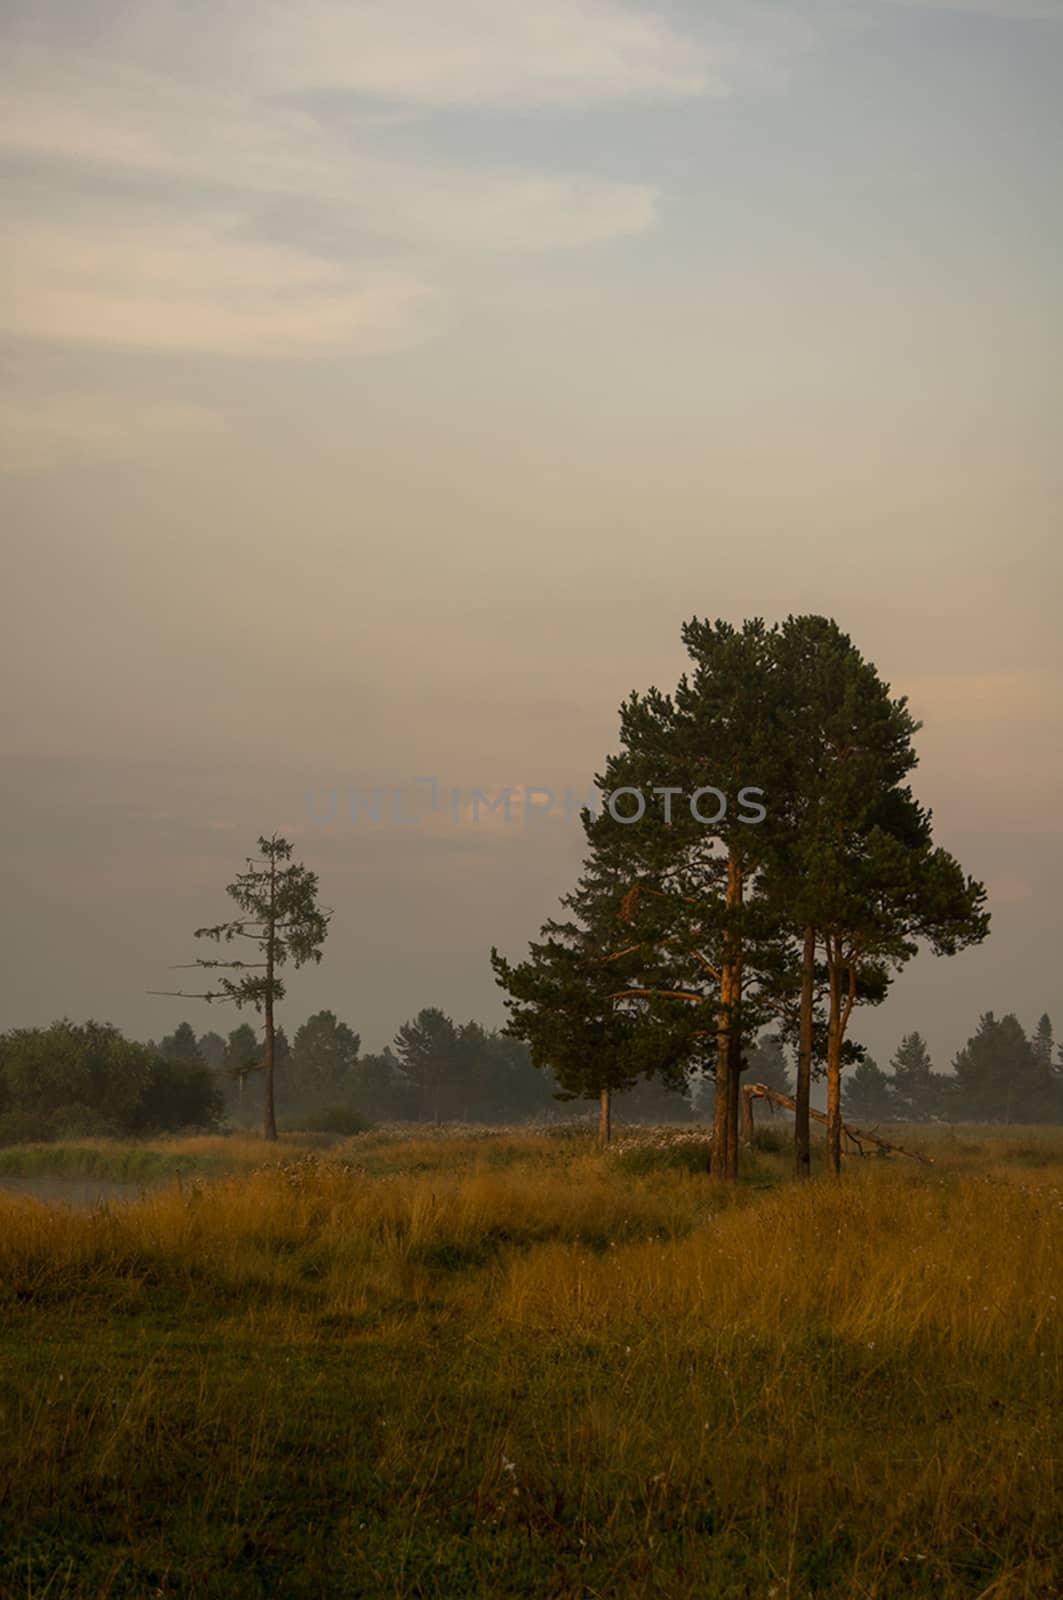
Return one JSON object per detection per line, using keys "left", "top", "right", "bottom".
{"left": 0, "top": 1125, "right": 1060, "bottom": 1599}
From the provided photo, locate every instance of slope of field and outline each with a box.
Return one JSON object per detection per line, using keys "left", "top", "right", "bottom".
{"left": 0, "top": 1127, "right": 1060, "bottom": 1598}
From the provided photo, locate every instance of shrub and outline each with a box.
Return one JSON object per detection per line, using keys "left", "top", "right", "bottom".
{"left": 279, "top": 1105, "right": 373, "bottom": 1136}
{"left": 0, "top": 1109, "right": 52, "bottom": 1146}
{"left": 132, "top": 1058, "right": 225, "bottom": 1136}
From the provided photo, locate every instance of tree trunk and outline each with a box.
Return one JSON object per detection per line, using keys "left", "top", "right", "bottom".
{"left": 824, "top": 943, "right": 857, "bottom": 1176}
{"left": 711, "top": 851, "right": 743, "bottom": 1179}
{"left": 711, "top": 1000, "right": 730, "bottom": 1175}
{"left": 794, "top": 925, "right": 814, "bottom": 1178}
{"left": 726, "top": 987, "right": 742, "bottom": 1178}
{"left": 740, "top": 1083, "right": 755, "bottom": 1149}
{"left": 598, "top": 1086, "right": 611, "bottom": 1148}
{"left": 825, "top": 940, "right": 842, "bottom": 1176}
{"left": 263, "top": 856, "right": 278, "bottom": 1142}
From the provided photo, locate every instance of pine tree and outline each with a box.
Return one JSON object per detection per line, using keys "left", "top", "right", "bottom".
{"left": 152, "top": 835, "right": 330, "bottom": 1139}
{"left": 492, "top": 853, "right": 700, "bottom": 1147}
{"left": 157, "top": 1021, "right": 204, "bottom": 1064}
{"left": 1031, "top": 1014, "right": 1054, "bottom": 1071}
{"left": 890, "top": 1032, "right": 935, "bottom": 1122}
{"left": 197, "top": 1031, "right": 227, "bottom": 1070}
{"left": 841, "top": 1055, "right": 895, "bottom": 1123}
{"left": 291, "top": 1011, "right": 360, "bottom": 1103}
{"left": 952, "top": 1012, "right": 1055, "bottom": 1123}
{"left": 575, "top": 617, "right": 793, "bottom": 1175}
{"left": 392, "top": 1009, "right": 461, "bottom": 1125}
{"left": 764, "top": 617, "right": 989, "bottom": 1173}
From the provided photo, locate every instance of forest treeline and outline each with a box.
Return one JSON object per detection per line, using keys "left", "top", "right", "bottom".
{"left": 0, "top": 1004, "right": 1060, "bottom": 1145}
{"left": 0, "top": 1008, "right": 681, "bottom": 1143}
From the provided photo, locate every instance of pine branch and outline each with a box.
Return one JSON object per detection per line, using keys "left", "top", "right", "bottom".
{"left": 170, "top": 961, "right": 268, "bottom": 970}
{"left": 607, "top": 987, "right": 706, "bottom": 1005}
{"left": 145, "top": 989, "right": 239, "bottom": 1004}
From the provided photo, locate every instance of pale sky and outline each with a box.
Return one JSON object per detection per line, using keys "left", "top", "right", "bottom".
{"left": 2, "top": 0, "right": 1061, "bottom": 1077}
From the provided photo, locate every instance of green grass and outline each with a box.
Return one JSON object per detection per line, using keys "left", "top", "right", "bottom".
{"left": 0, "top": 1126, "right": 1060, "bottom": 1598}
{"left": 0, "top": 1134, "right": 311, "bottom": 1183}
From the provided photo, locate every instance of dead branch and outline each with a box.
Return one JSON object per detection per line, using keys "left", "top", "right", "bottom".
{"left": 741, "top": 1082, "right": 933, "bottom": 1165}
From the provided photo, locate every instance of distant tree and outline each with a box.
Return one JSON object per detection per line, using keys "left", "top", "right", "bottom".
{"left": 274, "top": 1027, "right": 292, "bottom": 1075}
{"left": 613, "top": 1072, "right": 695, "bottom": 1124}
{"left": 952, "top": 1012, "right": 1056, "bottom": 1123}
{"left": 841, "top": 1055, "right": 895, "bottom": 1123}
{"left": 219, "top": 1023, "right": 293, "bottom": 1120}
{"left": 392, "top": 1009, "right": 462, "bottom": 1124}
{"left": 348, "top": 1048, "right": 414, "bottom": 1122}
{"left": 889, "top": 1032, "right": 936, "bottom": 1122}
{"left": 479, "top": 1032, "right": 559, "bottom": 1121}
{"left": 353, "top": 1025, "right": 557, "bottom": 1126}
{"left": 197, "top": 1031, "right": 227, "bottom": 1070}
{"left": 223, "top": 1022, "right": 262, "bottom": 1114}
{"left": 152, "top": 834, "right": 331, "bottom": 1140}
{"left": 225, "top": 1023, "right": 260, "bottom": 1071}
{"left": 290, "top": 1011, "right": 360, "bottom": 1102}
{"left": 1031, "top": 1014, "right": 1054, "bottom": 1072}
{"left": 270, "top": 1027, "right": 294, "bottom": 1112}
{"left": 894, "top": 1033, "right": 954, "bottom": 1121}
{"left": 157, "top": 1021, "right": 204, "bottom": 1064}
{"left": 448, "top": 1021, "right": 495, "bottom": 1122}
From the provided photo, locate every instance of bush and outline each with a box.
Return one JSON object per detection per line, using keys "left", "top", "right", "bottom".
{"left": 0, "top": 1023, "right": 223, "bottom": 1143}
{"left": 132, "top": 1058, "right": 225, "bottom": 1136}
{"left": 51, "top": 1104, "right": 121, "bottom": 1140}
{"left": 0, "top": 1104, "right": 119, "bottom": 1146}
{"left": 0, "top": 1109, "right": 53, "bottom": 1146}
{"left": 613, "top": 1141, "right": 711, "bottom": 1175}
{"left": 0, "top": 1020, "right": 152, "bottom": 1132}
{"left": 279, "top": 1105, "right": 373, "bottom": 1136}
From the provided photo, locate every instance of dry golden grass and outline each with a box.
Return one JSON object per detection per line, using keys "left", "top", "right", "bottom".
{"left": 0, "top": 1126, "right": 1060, "bottom": 1598}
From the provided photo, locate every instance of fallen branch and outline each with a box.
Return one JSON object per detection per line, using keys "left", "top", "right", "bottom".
{"left": 742, "top": 1082, "right": 933, "bottom": 1165}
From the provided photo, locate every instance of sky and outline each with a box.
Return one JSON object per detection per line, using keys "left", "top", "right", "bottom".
{"left": 2, "top": 0, "right": 1061, "bottom": 1077}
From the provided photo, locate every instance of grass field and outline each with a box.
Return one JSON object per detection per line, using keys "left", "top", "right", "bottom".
{"left": 0, "top": 1125, "right": 1060, "bottom": 1598}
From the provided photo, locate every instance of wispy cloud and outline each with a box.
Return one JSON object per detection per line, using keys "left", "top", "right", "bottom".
{"left": 6, "top": 0, "right": 715, "bottom": 107}
{"left": 254, "top": 0, "right": 714, "bottom": 104}
{"left": 0, "top": 2, "right": 686, "bottom": 358}
{"left": 2, "top": 212, "right": 432, "bottom": 358}
{"left": 3, "top": 61, "right": 657, "bottom": 257}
